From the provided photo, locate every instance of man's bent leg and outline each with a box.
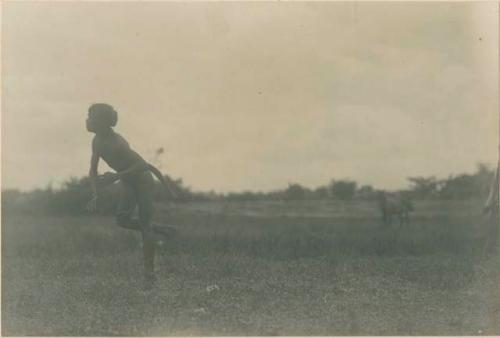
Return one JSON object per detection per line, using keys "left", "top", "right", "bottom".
{"left": 116, "top": 214, "right": 142, "bottom": 231}
{"left": 116, "top": 182, "right": 139, "bottom": 231}
{"left": 141, "top": 229, "right": 156, "bottom": 281}
{"left": 136, "top": 178, "right": 157, "bottom": 282}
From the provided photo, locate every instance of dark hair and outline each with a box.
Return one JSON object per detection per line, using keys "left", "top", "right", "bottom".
{"left": 88, "top": 103, "right": 118, "bottom": 127}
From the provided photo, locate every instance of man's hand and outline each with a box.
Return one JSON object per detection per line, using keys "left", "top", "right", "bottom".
{"left": 162, "top": 182, "right": 179, "bottom": 200}
{"left": 169, "top": 186, "right": 179, "bottom": 200}
{"left": 86, "top": 194, "right": 98, "bottom": 213}
{"left": 98, "top": 172, "right": 120, "bottom": 186}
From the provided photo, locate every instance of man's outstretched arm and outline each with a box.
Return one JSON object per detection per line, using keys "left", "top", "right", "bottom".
{"left": 87, "top": 153, "right": 100, "bottom": 212}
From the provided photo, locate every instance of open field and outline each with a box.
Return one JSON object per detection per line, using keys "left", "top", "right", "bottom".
{"left": 2, "top": 199, "right": 499, "bottom": 336}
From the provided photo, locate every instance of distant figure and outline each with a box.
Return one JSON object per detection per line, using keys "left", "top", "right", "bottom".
{"left": 483, "top": 159, "right": 499, "bottom": 256}
{"left": 377, "top": 191, "right": 414, "bottom": 228}
{"left": 85, "top": 103, "right": 177, "bottom": 288}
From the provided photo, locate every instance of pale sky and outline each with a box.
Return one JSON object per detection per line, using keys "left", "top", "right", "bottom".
{"left": 2, "top": 2, "right": 498, "bottom": 193}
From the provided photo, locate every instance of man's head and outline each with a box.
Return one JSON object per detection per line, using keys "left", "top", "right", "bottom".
{"left": 86, "top": 103, "right": 118, "bottom": 133}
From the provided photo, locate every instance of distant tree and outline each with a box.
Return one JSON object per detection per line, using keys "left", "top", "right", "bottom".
{"left": 438, "top": 174, "right": 475, "bottom": 199}
{"left": 407, "top": 176, "right": 439, "bottom": 199}
{"left": 2, "top": 189, "right": 22, "bottom": 203}
{"left": 284, "top": 183, "right": 307, "bottom": 200}
{"left": 330, "top": 179, "right": 357, "bottom": 200}
{"left": 408, "top": 164, "right": 494, "bottom": 200}
{"left": 438, "top": 165, "right": 493, "bottom": 199}
{"left": 474, "top": 162, "right": 495, "bottom": 196}
{"left": 265, "top": 190, "right": 286, "bottom": 201}
{"left": 313, "top": 186, "right": 330, "bottom": 200}
{"left": 357, "top": 185, "right": 376, "bottom": 200}
{"left": 1, "top": 189, "right": 24, "bottom": 213}
{"left": 225, "top": 190, "right": 261, "bottom": 201}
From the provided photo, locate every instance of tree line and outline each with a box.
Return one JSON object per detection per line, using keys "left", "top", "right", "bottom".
{"left": 1, "top": 163, "right": 494, "bottom": 216}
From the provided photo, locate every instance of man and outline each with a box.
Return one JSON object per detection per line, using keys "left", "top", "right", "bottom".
{"left": 85, "top": 103, "right": 177, "bottom": 288}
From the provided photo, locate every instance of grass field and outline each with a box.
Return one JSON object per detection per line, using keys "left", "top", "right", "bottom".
{"left": 2, "top": 199, "right": 499, "bottom": 336}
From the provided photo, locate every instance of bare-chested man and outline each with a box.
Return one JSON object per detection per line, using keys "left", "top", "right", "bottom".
{"left": 85, "top": 103, "right": 176, "bottom": 288}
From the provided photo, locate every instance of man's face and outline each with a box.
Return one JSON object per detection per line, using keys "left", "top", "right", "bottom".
{"left": 86, "top": 112, "right": 98, "bottom": 132}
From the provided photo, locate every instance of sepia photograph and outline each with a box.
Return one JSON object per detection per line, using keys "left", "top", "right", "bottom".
{"left": 1, "top": 1, "right": 499, "bottom": 336}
